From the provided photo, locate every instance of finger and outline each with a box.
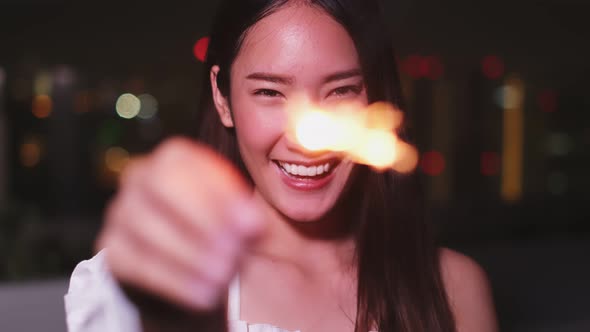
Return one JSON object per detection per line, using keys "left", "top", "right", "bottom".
{"left": 142, "top": 138, "right": 265, "bottom": 241}
{"left": 104, "top": 228, "right": 223, "bottom": 311}
{"left": 116, "top": 192, "right": 240, "bottom": 288}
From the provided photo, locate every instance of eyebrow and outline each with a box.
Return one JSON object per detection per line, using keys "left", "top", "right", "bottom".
{"left": 245, "top": 68, "right": 362, "bottom": 85}
{"left": 322, "top": 68, "right": 362, "bottom": 84}
{"left": 246, "top": 72, "right": 294, "bottom": 85}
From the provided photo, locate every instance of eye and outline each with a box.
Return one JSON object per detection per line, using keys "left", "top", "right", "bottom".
{"left": 253, "top": 89, "right": 283, "bottom": 98}
{"left": 329, "top": 84, "right": 363, "bottom": 98}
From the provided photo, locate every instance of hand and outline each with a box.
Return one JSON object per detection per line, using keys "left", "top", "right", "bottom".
{"left": 96, "top": 137, "right": 265, "bottom": 311}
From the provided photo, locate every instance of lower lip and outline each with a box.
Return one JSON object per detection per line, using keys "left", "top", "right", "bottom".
{"left": 273, "top": 162, "right": 337, "bottom": 191}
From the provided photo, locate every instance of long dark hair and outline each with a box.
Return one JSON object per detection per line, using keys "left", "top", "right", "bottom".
{"left": 195, "top": 1, "right": 456, "bottom": 331}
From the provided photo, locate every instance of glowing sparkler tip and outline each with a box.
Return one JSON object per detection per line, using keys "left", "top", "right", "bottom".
{"left": 290, "top": 99, "right": 418, "bottom": 173}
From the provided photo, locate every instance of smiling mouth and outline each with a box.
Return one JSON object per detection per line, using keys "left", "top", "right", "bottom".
{"left": 272, "top": 158, "right": 341, "bottom": 180}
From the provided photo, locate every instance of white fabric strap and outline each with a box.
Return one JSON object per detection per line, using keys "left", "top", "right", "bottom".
{"left": 227, "top": 274, "right": 241, "bottom": 321}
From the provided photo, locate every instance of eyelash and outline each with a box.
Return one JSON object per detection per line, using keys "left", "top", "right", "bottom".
{"left": 330, "top": 85, "right": 363, "bottom": 97}
{"left": 253, "top": 89, "right": 283, "bottom": 98}
{"left": 253, "top": 85, "right": 363, "bottom": 99}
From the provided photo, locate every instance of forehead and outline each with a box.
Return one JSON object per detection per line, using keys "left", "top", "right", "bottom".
{"left": 232, "top": 4, "right": 360, "bottom": 80}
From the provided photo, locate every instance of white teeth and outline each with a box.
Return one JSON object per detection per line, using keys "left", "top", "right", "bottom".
{"left": 316, "top": 164, "right": 324, "bottom": 175}
{"left": 278, "top": 161, "right": 333, "bottom": 177}
{"left": 297, "top": 165, "right": 306, "bottom": 176}
{"left": 309, "top": 166, "right": 317, "bottom": 176}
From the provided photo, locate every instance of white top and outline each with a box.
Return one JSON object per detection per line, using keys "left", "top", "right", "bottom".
{"left": 64, "top": 250, "right": 299, "bottom": 332}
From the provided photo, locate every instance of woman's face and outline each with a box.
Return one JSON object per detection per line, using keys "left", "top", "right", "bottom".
{"left": 215, "top": 4, "right": 367, "bottom": 222}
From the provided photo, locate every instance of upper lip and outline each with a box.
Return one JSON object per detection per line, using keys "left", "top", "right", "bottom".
{"left": 272, "top": 157, "right": 340, "bottom": 167}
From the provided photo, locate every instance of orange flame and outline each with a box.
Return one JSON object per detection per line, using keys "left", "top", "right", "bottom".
{"left": 289, "top": 99, "right": 418, "bottom": 173}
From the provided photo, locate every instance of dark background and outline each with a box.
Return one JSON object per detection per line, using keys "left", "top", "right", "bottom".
{"left": 0, "top": 0, "right": 588, "bottom": 331}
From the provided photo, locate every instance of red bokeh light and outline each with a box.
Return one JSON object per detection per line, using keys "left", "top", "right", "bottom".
{"left": 481, "top": 55, "right": 504, "bottom": 80}
{"left": 401, "top": 55, "right": 423, "bottom": 79}
{"left": 537, "top": 89, "right": 557, "bottom": 113}
{"left": 193, "top": 37, "right": 210, "bottom": 63}
{"left": 421, "top": 151, "right": 445, "bottom": 176}
{"left": 401, "top": 55, "right": 445, "bottom": 80}
{"left": 480, "top": 151, "right": 500, "bottom": 176}
{"left": 425, "top": 56, "right": 445, "bottom": 80}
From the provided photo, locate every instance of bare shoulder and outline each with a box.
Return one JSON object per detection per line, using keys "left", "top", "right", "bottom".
{"left": 439, "top": 247, "right": 500, "bottom": 332}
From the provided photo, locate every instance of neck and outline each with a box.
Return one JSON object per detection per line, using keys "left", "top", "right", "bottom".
{"left": 248, "top": 189, "right": 357, "bottom": 277}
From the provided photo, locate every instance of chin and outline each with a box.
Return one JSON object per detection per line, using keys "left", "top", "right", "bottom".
{"left": 273, "top": 195, "right": 339, "bottom": 223}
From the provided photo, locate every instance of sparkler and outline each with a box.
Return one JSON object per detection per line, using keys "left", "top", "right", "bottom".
{"left": 288, "top": 99, "right": 418, "bottom": 173}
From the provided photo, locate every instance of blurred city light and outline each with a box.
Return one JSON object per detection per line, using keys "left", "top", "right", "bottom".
{"left": 401, "top": 55, "right": 445, "bottom": 80}
{"left": 193, "top": 37, "right": 210, "bottom": 63}
{"left": 137, "top": 93, "right": 158, "bottom": 119}
{"left": 494, "top": 84, "right": 524, "bottom": 110}
{"left": 54, "top": 65, "right": 75, "bottom": 86}
{"left": 547, "top": 133, "right": 573, "bottom": 156}
{"left": 482, "top": 55, "right": 504, "bottom": 80}
{"left": 34, "top": 71, "right": 53, "bottom": 96}
{"left": 32, "top": 94, "right": 53, "bottom": 119}
{"left": 421, "top": 151, "right": 445, "bottom": 176}
{"left": 20, "top": 137, "right": 42, "bottom": 168}
{"left": 423, "top": 56, "right": 445, "bottom": 80}
{"left": 401, "top": 55, "right": 423, "bottom": 79}
{"left": 481, "top": 151, "right": 500, "bottom": 176}
{"left": 537, "top": 89, "right": 558, "bottom": 113}
{"left": 501, "top": 76, "right": 525, "bottom": 202}
{"left": 105, "top": 146, "right": 130, "bottom": 173}
{"left": 116, "top": 93, "right": 141, "bottom": 119}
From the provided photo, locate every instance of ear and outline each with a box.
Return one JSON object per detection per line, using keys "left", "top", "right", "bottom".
{"left": 210, "top": 65, "right": 234, "bottom": 128}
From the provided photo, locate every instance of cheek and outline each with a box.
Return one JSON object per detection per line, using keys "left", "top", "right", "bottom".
{"left": 232, "top": 98, "right": 286, "bottom": 158}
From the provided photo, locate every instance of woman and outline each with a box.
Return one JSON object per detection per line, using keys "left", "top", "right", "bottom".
{"left": 64, "top": 0, "right": 499, "bottom": 331}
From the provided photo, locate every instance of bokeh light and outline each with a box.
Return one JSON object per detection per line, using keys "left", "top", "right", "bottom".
{"left": 193, "top": 37, "right": 210, "bottom": 63}
{"left": 401, "top": 55, "right": 444, "bottom": 80}
{"left": 537, "top": 89, "right": 557, "bottom": 113}
{"left": 137, "top": 93, "right": 159, "bottom": 119}
{"left": 482, "top": 55, "right": 504, "bottom": 80}
{"left": 500, "top": 76, "right": 525, "bottom": 202}
{"left": 32, "top": 95, "right": 53, "bottom": 119}
{"left": 547, "top": 133, "right": 573, "bottom": 156}
{"left": 481, "top": 151, "right": 500, "bottom": 176}
{"left": 54, "top": 65, "right": 75, "bottom": 86}
{"left": 20, "top": 137, "right": 42, "bottom": 168}
{"left": 34, "top": 71, "right": 53, "bottom": 96}
{"left": 494, "top": 85, "right": 524, "bottom": 110}
{"left": 401, "top": 55, "right": 423, "bottom": 79}
{"left": 423, "top": 56, "right": 445, "bottom": 80}
{"left": 105, "top": 146, "right": 130, "bottom": 173}
{"left": 116, "top": 93, "right": 141, "bottom": 119}
{"left": 421, "top": 151, "right": 445, "bottom": 176}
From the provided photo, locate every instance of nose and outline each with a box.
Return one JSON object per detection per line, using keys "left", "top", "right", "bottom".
{"left": 281, "top": 94, "right": 333, "bottom": 157}
{"left": 283, "top": 126, "right": 331, "bottom": 158}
